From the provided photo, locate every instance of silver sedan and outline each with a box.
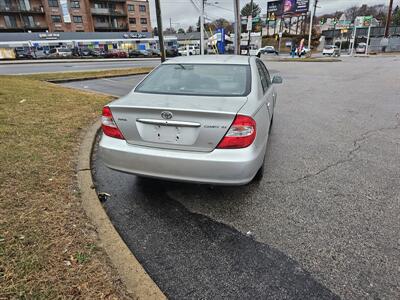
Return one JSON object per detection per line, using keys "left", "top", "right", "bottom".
{"left": 99, "top": 55, "right": 282, "bottom": 185}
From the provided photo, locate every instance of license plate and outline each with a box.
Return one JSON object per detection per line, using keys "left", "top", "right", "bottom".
{"left": 137, "top": 123, "right": 199, "bottom": 145}
{"left": 155, "top": 125, "right": 181, "bottom": 143}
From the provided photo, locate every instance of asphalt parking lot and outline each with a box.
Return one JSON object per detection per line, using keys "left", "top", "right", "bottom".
{"left": 0, "top": 59, "right": 159, "bottom": 75}
{"left": 86, "top": 56, "right": 399, "bottom": 299}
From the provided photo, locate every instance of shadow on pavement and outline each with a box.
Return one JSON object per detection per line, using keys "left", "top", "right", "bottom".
{"left": 92, "top": 136, "right": 339, "bottom": 300}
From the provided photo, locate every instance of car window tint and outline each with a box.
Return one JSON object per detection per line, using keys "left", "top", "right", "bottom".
{"left": 256, "top": 61, "right": 268, "bottom": 93}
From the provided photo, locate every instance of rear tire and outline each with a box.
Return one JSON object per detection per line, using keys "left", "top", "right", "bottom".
{"left": 253, "top": 156, "right": 265, "bottom": 182}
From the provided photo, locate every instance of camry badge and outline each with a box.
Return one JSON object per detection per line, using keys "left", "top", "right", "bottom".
{"left": 161, "top": 111, "right": 173, "bottom": 120}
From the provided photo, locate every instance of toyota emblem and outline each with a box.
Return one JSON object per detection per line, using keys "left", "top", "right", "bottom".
{"left": 161, "top": 111, "right": 173, "bottom": 120}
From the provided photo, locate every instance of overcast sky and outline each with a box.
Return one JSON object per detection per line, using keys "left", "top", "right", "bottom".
{"left": 149, "top": 0, "right": 399, "bottom": 29}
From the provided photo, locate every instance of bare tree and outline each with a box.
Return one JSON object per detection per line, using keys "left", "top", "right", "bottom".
{"left": 346, "top": 6, "right": 359, "bottom": 22}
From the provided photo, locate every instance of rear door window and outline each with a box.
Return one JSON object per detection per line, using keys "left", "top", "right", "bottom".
{"left": 260, "top": 62, "right": 272, "bottom": 86}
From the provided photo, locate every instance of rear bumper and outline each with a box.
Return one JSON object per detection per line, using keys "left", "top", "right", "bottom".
{"left": 99, "top": 134, "right": 265, "bottom": 185}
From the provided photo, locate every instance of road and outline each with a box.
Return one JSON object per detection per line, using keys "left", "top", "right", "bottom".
{"left": 0, "top": 59, "right": 159, "bottom": 75}
{"left": 62, "top": 74, "right": 146, "bottom": 96}
{"left": 85, "top": 56, "right": 400, "bottom": 299}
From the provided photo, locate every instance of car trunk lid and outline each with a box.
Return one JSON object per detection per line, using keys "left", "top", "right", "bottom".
{"left": 110, "top": 92, "right": 248, "bottom": 152}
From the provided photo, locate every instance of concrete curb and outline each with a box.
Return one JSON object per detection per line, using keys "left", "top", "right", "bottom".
{"left": 48, "top": 71, "right": 150, "bottom": 83}
{"left": 77, "top": 121, "right": 166, "bottom": 300}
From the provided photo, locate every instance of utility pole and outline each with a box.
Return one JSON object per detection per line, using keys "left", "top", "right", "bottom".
{"left": 155, "top": 0, "right": 165, "bottom": 62}
{"left": 246, "top": 0, "right": 254, "bottom": 55}
{"left": 200, "top": 0, "right": 205, "bottom": 55}
{"left": 307, "top": 0, "right": 318, "bottom": 51}
{"left": 169, "top": 18, "right": 172, "bottom": 31}
{"left": 233, "top": 0, "right": 241, "bottom": 55}
{"left": 384, "top": 0, "right": 394, "bottom": 38}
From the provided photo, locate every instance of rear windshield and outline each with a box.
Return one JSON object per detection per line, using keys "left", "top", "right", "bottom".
{"left": 135, "top": 64, "right": 251, "bottom": 97}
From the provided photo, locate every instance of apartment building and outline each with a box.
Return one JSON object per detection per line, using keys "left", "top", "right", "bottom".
{"left": 0, "top": 0, "right": 151, "bottom": 32}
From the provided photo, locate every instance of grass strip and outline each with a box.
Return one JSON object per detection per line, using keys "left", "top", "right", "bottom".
{"left": 25, "top": 67, "right": 153, "bottom": 82}
{"left": 0, "top": 68, "right": 151, "bottom": 298}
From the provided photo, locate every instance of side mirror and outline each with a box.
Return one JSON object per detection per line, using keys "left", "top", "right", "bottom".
{"left": 272, "top": 75, "right": 283, "bottom": 84}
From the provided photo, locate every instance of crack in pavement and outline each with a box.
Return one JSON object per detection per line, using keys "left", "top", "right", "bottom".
{"left": 266, "top": 114, "right": 400, "bottom": 186}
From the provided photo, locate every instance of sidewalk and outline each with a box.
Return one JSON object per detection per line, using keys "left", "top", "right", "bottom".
{"left": 0, "top": 57, "right": 160, "bottom": 64}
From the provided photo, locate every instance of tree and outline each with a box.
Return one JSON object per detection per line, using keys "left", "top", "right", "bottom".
{"left": 210, "top": 18, "right": 233, "bottom": 33}
{"left": 241, "top": 2, "right": 261, "bottom": 18}
{"left": 393, "top": 5, "right": 400, "bottom": 25}
{"left": 164, "top": 27, "right": 176, "bottom": 34}
{"left": 187, "top": 26, "right": 194, "bottom": 33}
{"left": 177, "top": 28, "right": 185, "bottom": 34}
{"left": 346, "top": 6, "right": 359, "bottom": 22}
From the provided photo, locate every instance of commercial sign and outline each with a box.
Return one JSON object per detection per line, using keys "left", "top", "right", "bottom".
{"left": 267, "top": 1, "right": 281, "bottom": 13}
{"left": 39, "top": 33, "right": 60, "bottom": 39}
{"left": 60, "top": 0, "right": 71, "bottom": 23}
{"left": 123, "top": 33, "right": 147, "bottom": 39}
{"left": 267, "top": 0, "right": 310, "bottom": 16}
{"left": 355, "top": 16, "right": 373, "bottom": 27}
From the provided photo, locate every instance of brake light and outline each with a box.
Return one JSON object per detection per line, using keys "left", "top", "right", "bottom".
{"left": 217, "top": 115, "right": 256, "bottom": 149}
{"left": 101, "top": 106, "right": 125, "bottom": 140}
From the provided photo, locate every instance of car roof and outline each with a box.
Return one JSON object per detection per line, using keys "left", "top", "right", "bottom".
{"left": 164, "top": 55, "right": 250, "bottom": 65}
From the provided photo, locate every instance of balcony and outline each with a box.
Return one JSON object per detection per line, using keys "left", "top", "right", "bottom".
{"left": 94, "top": 22, "right": 128, "bottom": 31}
{"left": 91, "top": 8, "right": 127, "bottom": 17}
{"left": 0, "top": 6, "right": 45, "bottom": 14}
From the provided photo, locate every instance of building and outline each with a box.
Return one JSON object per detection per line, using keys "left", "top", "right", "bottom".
{"left": 0, "top": 0, "right": 151, "bottom": 33}
{"left": 0, "top": 31, "right": 178, "bottom": 59}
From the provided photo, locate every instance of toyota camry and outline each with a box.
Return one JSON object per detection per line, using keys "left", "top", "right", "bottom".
{"left": 99, "top": 55, "right": 282, "bottom": 185}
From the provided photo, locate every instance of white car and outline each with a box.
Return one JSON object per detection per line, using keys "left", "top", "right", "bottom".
{"left": 322, "top": 45, "right": 340, "bottom": 56}
{"left": 178, "top": 46, "right": 200, "bottom": 56}
{"left": 47, "top": 48, "right": 72, "bottom": 58}
{"left": 356, "top": 43, "right": 367, "bottom": 54}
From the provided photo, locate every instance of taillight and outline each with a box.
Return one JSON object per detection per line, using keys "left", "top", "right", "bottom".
{"left": 217, "top": 115, "right": 256, "bottom": 149}
{"left": 101, "top": 106, "right": 125, "bottom": 140}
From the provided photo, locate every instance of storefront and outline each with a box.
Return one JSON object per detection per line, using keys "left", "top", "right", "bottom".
{"left": 0, "top": 32, "right": 178, "bottom": 58}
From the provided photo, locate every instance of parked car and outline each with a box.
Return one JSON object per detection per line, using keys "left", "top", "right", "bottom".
{"left": 99, "top": 55, "right": 283, "bottom": 185}
{"left": 165, "top": 47, "right": 179, "bottom": 57}
{"left": 79, "top": 48, "right": 102, "bottom": 57}
{"left": 47, "top": 48, "right": 72, "bottom": 58}
{"left": 322, "top": 45, "right": 340, "bottom": 56}
{"left": 129, "top": 49, "right": 150, "bottom": 58}
{"left": 32, "top": 47, "right": 48, "bottom": 59}
{"left": 178, "top": 45, "right": 200, "bottom": 56}
{"left": 356, "top": 43, "right": 367, "bottom": 54}
{"left": 105, "top": 49, "right": 128, "bottom": 58}
{"left": 147, "top": 49, "right": 161, "bottom": 57}
{"left": 15, "top": 48, "right": 34, "bottom": 59}
{"left": 104, "top": 51, "right": 118, "bottom": 58}
{"left": 93, "top": 49, "right": 106, "bottom": 57}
